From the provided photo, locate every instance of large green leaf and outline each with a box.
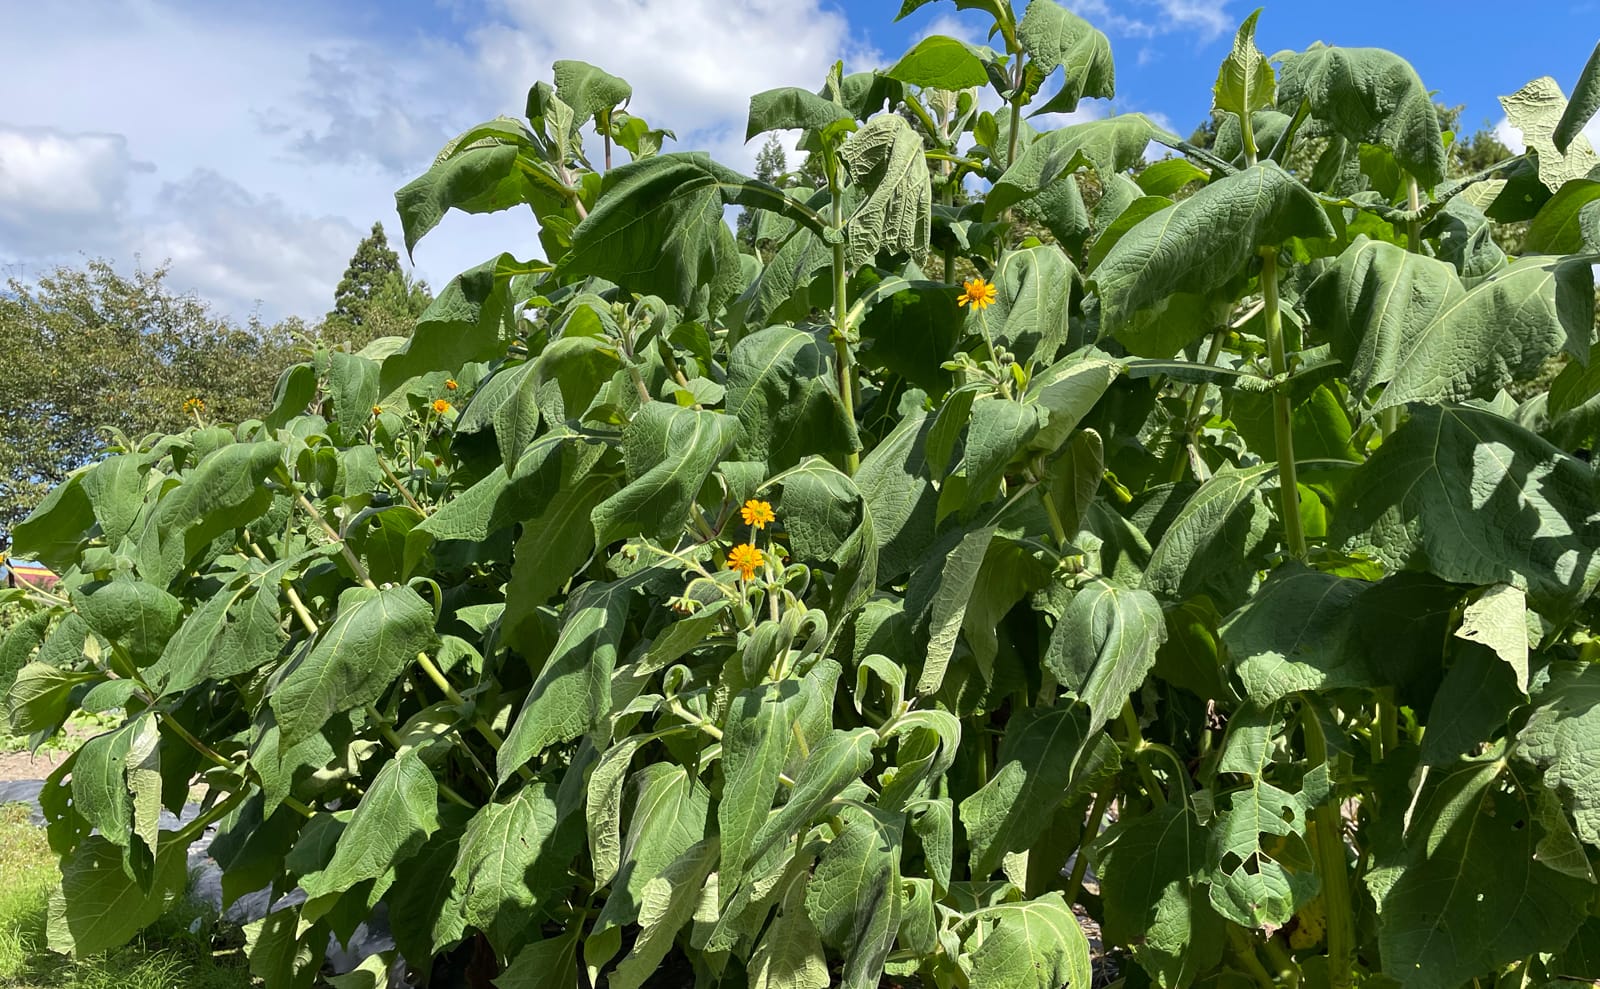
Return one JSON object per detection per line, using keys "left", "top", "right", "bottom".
{"left": 718, "top": 680, "right": 808, "bottom": 897}
{"left": 987, "top": 115, "right": 1157, "bottom": 220}
{"left": 269, "top": 586, "right": 439, "bottom": 749}
{"left": 497, "top": 571, "right": 651, "bottom": 782}
{"left": 1331, "top": 404, "right": 1600, "bottom": 617}
{"left": 1367, "top": 756, "right": 1591, "bottom": 989}
{"left": 595, "top": 764, "right": 710, "bottom": 932}
{"left": 608, "top": 839, "right": 719, "bottom": 989}
{"left": 1556, "top": 43, "right": 1600, "bottom": 154}
{"left": 1502, "top": 76, "right": 1600, "bottom": 193}
{"left": 11, "top": 472, "right": 96, "bottom": 572}
{"left": 746, "top": 87, "right": 851, "bottom": 141}
{"left": 452, "top": 783, "right": 572, "bottom": 951}
{"left": 1044, "top": 579, "right": 1167, "bottom": 734}
{"left": 840, "top": 114, "right": 931, "bottom": 267}
{"left": 590, "top": 403, "right": 738, "bottom": 546}
{"left": 1516, "top": 662, "right": 1600, "bottom": 848}
{"left": 138, "top": 441, "right": 285, "bottom": 586}
{"left": 72, "top": 580, "right": 181, "bottom": 669}
{"left": 1018, "top": 0, "right": 1114, "bottom": 115}
{"left": 1143, "top": 464, "right": 1275, "bottom": 606}
{"left": 300, "top": 752, "right": 439, "bottom": 913}
{"left": 1093, "top": 802, "right": 1225, "bottom": 986}
{"left": 379, "top": 254, "right": 538, "bottom": 393}
{"left": 885, "top": 35, "right": 990, "bottom": 90}
{"left": 1277, "top": 45, "right": 1447, "bottom": 187}
{"left": 47, "top": 834, "right": 190, "bottom": 955}
{"left": 985, "top": 245, "right": 1077, "bottom": 366}
{"left": 744, "top": 728, "right": 876, "bottom": 872}
{"left": 552, "top": 60, "right": 631, "bottom": 129}
{"left": 71, "top": 714, "right": 160, "bottom": 861}
{"left": 1092, "top": 164, "right": 1332, "bottom": 347}
{"left": 1309, "top": 238, "right": 1595, "bottom": 413}
{"left": 395, "top": 138, "right": 539, "bottom": 256}
{"left": 727, "top": 326, "right": 858, "bottom": 473}
{"left": 804, "top": 804, "right": 903, "bottom": 989}
{"left": 959, "top": 702, "right": 1094, "bottom": 877}
{"left": 964, "top": 893, "right": 1092, "bottom": 989}
{"left": 1525, "top": 177, "right": 1600, "bottom": 254}
{"left": 563, "top": 153, "right": 800, "bottom": 315}
{"left": 1222, "top": 565, "right": 1459, "bottom": 704}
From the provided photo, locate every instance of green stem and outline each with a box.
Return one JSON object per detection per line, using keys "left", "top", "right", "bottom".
{"left": 1260, "top": 934, "right": 1302, "bottom": 988}
{"left": 1063, "top": 787, "right": 1115, "bottom": 907}
{"left": 292, "top": 487, "right": 377, "bottom": 589}
{"left": 1169, "top": 326, "right": 1230, "bottom": 482}
{"left": 1262, "top": 251, "right": 1307, "bottom": 559}
{"left": 1302, "top": 702, "right": 1355, "bottom": 989}
{"left": 1120, "top": 699, "right": 1167, "bottom": 808}
{"left": 831, "top": 197, "right": 860, "bottom": 475}
{"left": 1226, "top": 925, "right": 1277, "bottom": 989}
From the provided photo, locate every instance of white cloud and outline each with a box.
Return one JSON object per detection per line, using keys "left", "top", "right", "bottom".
{"left": 0, "top": 0, "right": 883, "bottom": 322}
{"left": 1065, "top": 0, "right": 1232, "bottom": 42}
{"left": 0, "top": 126, "right": 151, "bottom": 253}
{"left": 471, "top": 0, "right": 879, "bottom": 171}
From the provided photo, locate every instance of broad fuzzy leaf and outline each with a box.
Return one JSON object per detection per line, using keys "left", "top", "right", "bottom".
{"left": 839, "top": 114, "right": 932, "bottom": 267}
{"left": 1277, "top": 45, "right": 1447, "bottom": 187}
{"left": 1331, "top": 404, "right": 1600, "bottom": 618}
{"left": 1092, "top": 164, "right": 1332, "bottom": 348}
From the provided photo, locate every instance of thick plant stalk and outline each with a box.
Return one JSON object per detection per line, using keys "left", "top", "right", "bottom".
{"left": 831, "top": 187, "right": 860, "bottom": 474}
{"left": 1303, "top": 703, "right": 1355, "bottom": 988}
{"left": 1262, "top": 252, "right": 1308, "bottom": 559}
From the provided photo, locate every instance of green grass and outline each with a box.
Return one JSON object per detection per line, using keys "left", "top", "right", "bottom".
{"left": 0, "top": 803, "right": 258, "bottom": 989}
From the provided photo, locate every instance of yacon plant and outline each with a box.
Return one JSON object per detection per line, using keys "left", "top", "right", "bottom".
{"left": 8, "top": 4, "right": 1600, "bottom": 987}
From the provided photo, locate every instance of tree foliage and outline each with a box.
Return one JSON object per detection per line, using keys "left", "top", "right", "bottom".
{"left": 0, "top": 260, "right": 295, "bottom": 536}
{"left": 321, "top": 222, "right": 433, "bottom": 350}
{"left": 9, "top": 14, "right": 1600, "bottom": 989}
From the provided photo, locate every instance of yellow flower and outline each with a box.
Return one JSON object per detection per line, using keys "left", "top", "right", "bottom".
{"left": 726, "top": 543, "right": 765, "bottom": 580}
{"left": 445, "top": 378, "right": 459, "bottom": 391}
{"left": 740, "top": 499, "right": 775, "bottom": 529}
{"left": 371, "top": 405, "right": 384, "bottom": 416}
{"left": 432, "top": 399, "right": 453, "bottom": 414}
{"left": 182, "top": 396, "right": 206, "bottom": 413}
{"left": 957, "top": 277, "right": 997, "bottom": 311}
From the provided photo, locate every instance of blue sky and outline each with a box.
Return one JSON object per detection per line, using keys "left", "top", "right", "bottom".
{"left": 0, "top": 0, "right": 1596, "bottom": 323}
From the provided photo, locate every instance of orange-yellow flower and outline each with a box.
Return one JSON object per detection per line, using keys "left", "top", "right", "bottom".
{"left": 726, "top": 543, "right": 764, "bottom": 580}
{"left": 182, "top": 396, "right": 206, "bottom": 413}
{"left": 740, "top": 499, "right": 775, "bottom": 529}
{"left": 957, "top": 277, "right": 997, "bottom": 311}
{"left": 445, "top": 378, "right": 459, "bottom": 391}
{"left": 371, "top": 404, "right": 384, "bottom": 416}
{"left": 432, "top": 398, "right": 453, "bottom": 414}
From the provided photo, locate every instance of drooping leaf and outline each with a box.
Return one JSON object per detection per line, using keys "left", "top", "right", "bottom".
{"left": 301, "top": 752, "right": 439, "bottom": 914}
{"left": 1308, "top": 238, "right": 1595, "bottom": 413}
{"left": 498, "top": 571, "right": 652, "bottom": 782}
{"left": 1092, "top": 164, "right": 1333, "bottom": 347}
{"left": 885, "top": 35, "right": 991, "bottom": 90}
{"left": 727, "top": 326, "right": 858, "bottom": 472}
{"left": 1144, "top": 464, "right": 1275, "bottom": 606}
{"left": 1517, "top": 662, "right": 1600, "bottom": 848}
{"left": 452, "top": 783, "right": 572, "bottom": 952}
{"left": 1277, "top": 45, "right": 1448, "bottom": 187}
{"left": 47, "top": 834, "right": 190, "bottom": 956}
{"left": 269, "top": 586, "right": 439, "bottom": 749}
{"left": 839, "top": 114, "right": 932, "bottom": 267}
{"left": 591, "top": 403, "right": 740, "bottom": 546}
{"left": 964, "top": 892, "right": 1092, "bottom": 989}
{"left": 1367, "top": 756, "right": 1592, "bottom": 989}
{"left": 552, "top": 60, "right": 631, "bottom": 130}
{"left": 1094, "top": 802, "right": 1225, "bottom": 986}
{"left": 1044, "top": 579, "right": 1167, "bottom": 733}
{"left": 746, "top": 87, "right": 851, "bottom": 141}
{"left": 1018, "top": 0, "right": 1114, "bottom": 115}
{"left": 1331, "top": 404, "right": 1600, "bottom": 618}
{"left": 804, "top": 804, "right": 903, "bottom": 989}
{"left": 960, "top": 702, "right": 1094, "bottom": 877}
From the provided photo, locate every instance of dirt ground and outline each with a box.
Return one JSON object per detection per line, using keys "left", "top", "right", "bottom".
{"left": 0, "top": 748, "right": 69, "bottom": 783}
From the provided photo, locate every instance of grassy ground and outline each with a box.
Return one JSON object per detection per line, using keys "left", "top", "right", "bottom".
{"left": 0, "top": 804, "right": 257, "bottom": 989}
